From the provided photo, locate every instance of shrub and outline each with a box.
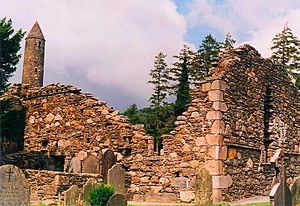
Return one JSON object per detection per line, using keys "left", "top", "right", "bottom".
{"left": 89, "top": 183, "right": 115, "bottom": 206}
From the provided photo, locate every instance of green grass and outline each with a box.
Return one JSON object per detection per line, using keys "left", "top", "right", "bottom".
{"left": 129, "top": 202, "right": 269, "bottom": 206}
{"left": 32, "top": 201, "right": 269, "bottom": 206}
{"left": 237, "top": 203, "right": 269, "bottom": 206}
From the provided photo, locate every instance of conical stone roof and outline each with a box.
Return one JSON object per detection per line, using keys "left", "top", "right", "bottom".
{"left": 26, "top": 21, "right": 45, "bottom": 40}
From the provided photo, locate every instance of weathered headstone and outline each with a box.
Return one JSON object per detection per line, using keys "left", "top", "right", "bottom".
{"left": 64, "top": 185, "right": 80, "bottom": 206}
{"left": 107, "top": 194, "right": 127, "bottom": 206}
{"left": 108, "top": 164, "right": 125, "bottom": 195}
{"left": 269, "top": 166, "right": 292, "bottom": 206}
{"left": 171, "top": 177, "right": 188, "bottom": 189}
{"left": 0, "top": 164, "right": 30, "bottom": 206}
{"left": 82, "top": 178, "right": 98, "bottom": 206}
{"left": 68, "top": 156, "right": 81, "bottom": 173}
{"left": 82, "top": 154, "right": 100, "bottom": 174}
{"left": 195, "top": 168, "right": 212, "bottom": 206}
{"left": 101, "top": 149, "right": 117, "bottom": 183}
{"left": 290, "top": 176, "right": 300, "bottom": 206}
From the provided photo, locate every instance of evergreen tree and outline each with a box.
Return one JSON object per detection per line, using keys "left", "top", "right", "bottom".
{"left": 170, "top": 45, "right": 194, "bottom": 94}
{"left": 148, "top": 52, "right": 169, "bottom": 107}
{"left": 123, "top": 104, "right": 140, "bottom": 124}
{"left": 0, "top": 17, "right": 25, "bottom": 94}
{"left": 189, "top": 51, "right": 206, "bottom": 87}
{"left": 221, "top": 32, "right": 236, "bottom": 51}
{"left": 197, "top": 34, "right": 221, "bottom": 76}
{"left": 0, "top": 97, "right": 26, "bottom": 154}
{"left": 173, "top": 47, "right": 191, "bottom": 116}
{"left": 271, "top": 23, "right": 300, "bottom": 86}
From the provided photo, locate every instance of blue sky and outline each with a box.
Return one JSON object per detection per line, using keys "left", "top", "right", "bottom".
{"left": 1, "top": 0, "right": 300, "bottom": 110}
{"left": 173, "top": 0, "right": 233, "bottom": 46}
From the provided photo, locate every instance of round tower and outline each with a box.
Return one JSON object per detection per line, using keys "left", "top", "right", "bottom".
{"left": 22, "top": 21, "right": 45, "bottom": 87}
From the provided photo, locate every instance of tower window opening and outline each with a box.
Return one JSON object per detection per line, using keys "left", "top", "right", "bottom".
{"left": 38, "top": 41, "right": 41, "bottom": 48}
{"left": 35, "top": 67, "right": 38, "bottom": 73}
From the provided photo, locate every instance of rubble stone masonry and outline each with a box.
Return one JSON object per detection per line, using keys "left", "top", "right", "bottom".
{"left": 2, "top": 44, "right": 300, "bottom": 203}
{"left": 128, "top": 45, "right": 300, "bottom": 203}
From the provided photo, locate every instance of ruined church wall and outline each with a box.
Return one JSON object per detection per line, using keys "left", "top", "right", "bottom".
{"left": 24, "top": 169, "right": 101, "bottom": 201}
{"left": 217, "top": 45, "right": 300, "bottom": 201}
{"left": 222, "top": 146, "right": 300, "bottom": 201}
{"left": 266, "top": 63, "right": 300, "bottom": 153}
{"left": 129, "top": 45, "right": 300, "bottom": 203}
{"left": 128, "top": 79, "right": 228, "bottom": 203}
{"left": 220, "top": 47, "right": 266, "bottom": 148}
{"left": 5, "top": 83, "right": 153, "bottom": 168}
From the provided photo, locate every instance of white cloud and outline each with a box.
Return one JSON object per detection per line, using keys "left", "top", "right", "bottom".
{"left": 0, "top": 0, "right": 187, "bottom": 109}
{"left": 186, "top": 0, "right": 236, "bottom": 35}
{"left": 186, "top": 0, "right": 300, "bottom": 57}
{"left": 245, "top": 8, "right": 300, "bottom": 57}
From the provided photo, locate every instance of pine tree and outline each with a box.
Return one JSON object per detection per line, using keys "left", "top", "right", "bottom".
{"left": 0, "top": 18, "right": 25, "bottom": 94}
{"left": 123, "top": 104, "right": 140, "bottom": 124}
{"left": 271, "top": 23, "right": 300, "bottom": 86}
{"left": 170, "top": 45, "right": 195, "bottom": 93}
{"left": 172, "top": 46, "right": 192, "bottom": 116}
{"left": 148, "top": 52, "right": 170, "bottom": 107}
{"left": 221, "top": 33, "right": 236, "bottom": 51}
{"left": 194, "top": 34, "right": 221, "bottom": 81}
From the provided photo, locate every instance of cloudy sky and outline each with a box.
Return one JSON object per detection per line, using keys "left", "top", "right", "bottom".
{"left": 1, "top": 0, "right": 300, "bottom": 110}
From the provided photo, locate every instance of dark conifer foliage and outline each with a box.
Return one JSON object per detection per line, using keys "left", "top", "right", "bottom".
{"left": 0, "top": 18, "right": 25, "bottom": 94}
{"left": 271, "top": 23, "right": 300, "bottom": 88}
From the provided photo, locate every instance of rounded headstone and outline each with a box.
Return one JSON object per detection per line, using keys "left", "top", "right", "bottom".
{"left": 0, "top": 164, "right": 30, "bottom": 206}
{"left": 107, "top": 194, "right": 127, "bottom": 206}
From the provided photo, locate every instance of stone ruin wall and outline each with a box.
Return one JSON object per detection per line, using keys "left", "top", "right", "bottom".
{"left": 218, "top": 45, "right": 300, "bottom": 201}
{"left": 1, "top": 44, "right": 300, "bottom": 204}
{"left": 128, "top": 84, "right": 214, "bottom": 202}
{"left": 2, "top": 83, "right": 154, "bottom": 201}
{"left": 25, "top": 169, "right": 101, "bottom": 201}
{"left": 6, "top": 83, "right": 153, "bottom": 163}
{"left": 128, "top": 45, "right": 300, "bottom": 203}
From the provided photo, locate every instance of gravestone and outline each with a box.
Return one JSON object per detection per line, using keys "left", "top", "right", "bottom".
{"left": 107, "top": 194, "right": 127, "bottom": 206}
{"left": 108, "top": 164, "right": 125, "bottom": 195}
{"left": 0, "top": 164, "right": 30, "bottom": 206}
{"left": 171, "top": 177, "right": 189, "bottom": 189}
{"left": 68, "top": 156, "right": 81, "bottom": 173}
{"left": 64, "top": 185, "right": 80, "bottom": 206}
{"left": 82, "top": 178, "right": 98, "bottom": 206}
{"left": 290, "top": 176, "right": 300, "bottom": 206}
{"left": 269, "top": 166, "right": 292, "bottom": 206}
{"left": 101, "top": 149, "right": 117, "bottom": 183}
{"left": 82, "top": 154, "right": 100, "bottom": 174}
{"left": 195, "top": 168, "right": 212, "bottom": 206}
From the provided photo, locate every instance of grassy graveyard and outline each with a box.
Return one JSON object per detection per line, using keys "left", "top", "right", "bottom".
{"left": 127, "top": 202, "right": 270, "bottom": 206}
{"left": 31, "top": 201, "right": 270, "bottom": 206}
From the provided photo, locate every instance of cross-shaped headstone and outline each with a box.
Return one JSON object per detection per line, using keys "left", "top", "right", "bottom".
{"left": 6, "top": 168, "right": 13, "bottom": 182}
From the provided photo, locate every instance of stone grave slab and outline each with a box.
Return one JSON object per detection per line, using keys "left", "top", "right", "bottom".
{"left": 0, "top": 164, "right": 30, "bottom": 206}
{"left": 171, "top": 177, "right": 188, "bottom": 189}
{"left": 68, "top": 156, "right": 81, "bottom": 173}
{"left": 269, "top": 166, "right": 292, "bottom": 206}
{"left": 101, "top": 149, "right": 117, "bottom": 183}
{"left": 64, "top": 185, "right": 80, "bottom": 206}
{"left": 107, "top": 194, "right": 127, "bottom": 206}
{"left": 108, "top": 164, "right": 125, "bottom": 195}
{"left": 195, "top": 168, "right": 212, "bottom": 206}
{"left": 291, "top": 176, "right": 300, "bottom": 206}
{"left": 270, "top": 182, "right": 292, "bottom": 206}
{"left": 82, "top": 154, "right": 100, "bottom": 174}
{"left": 82, "top": 178, "right": 98, "bottom": 206}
